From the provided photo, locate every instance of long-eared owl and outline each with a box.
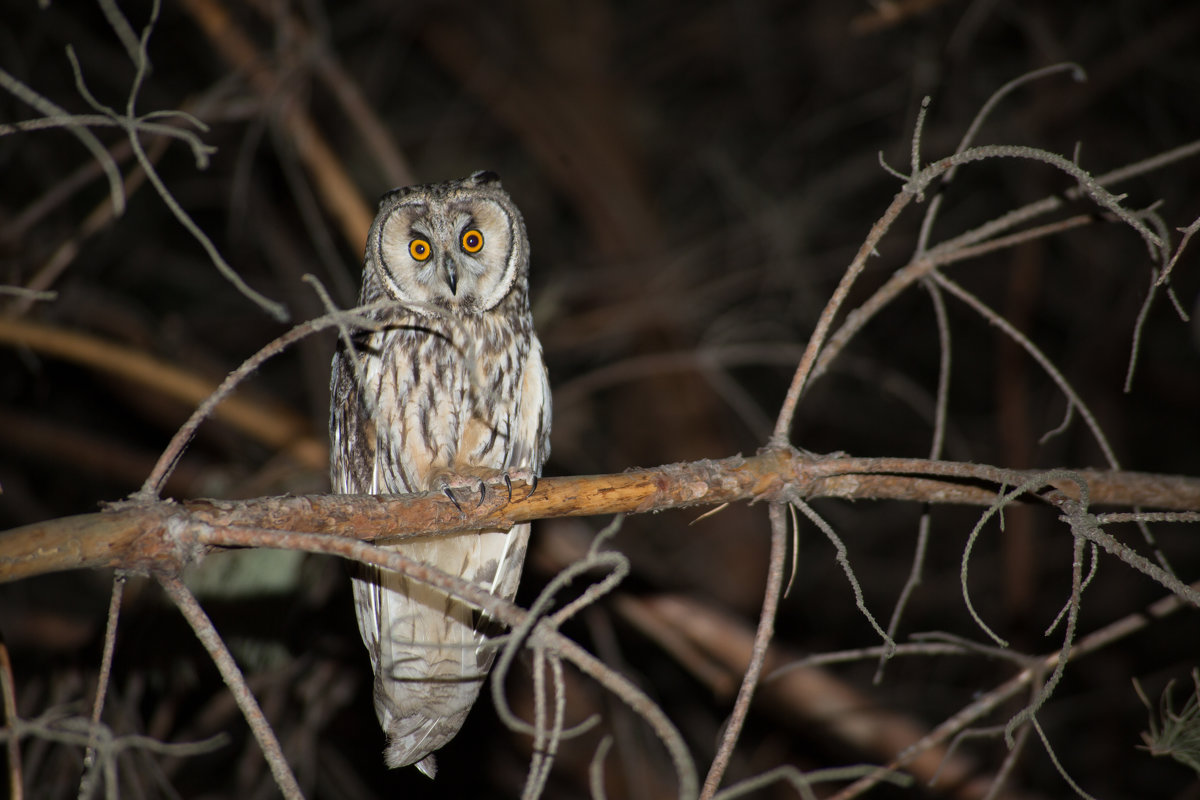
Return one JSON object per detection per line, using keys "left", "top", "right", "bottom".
{"left": 329, "top": 171, "right": 551, "bottom": 777}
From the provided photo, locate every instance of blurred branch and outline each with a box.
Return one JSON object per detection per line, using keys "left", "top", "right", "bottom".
{"left": 0, "top": 317, "right": 324, "bottom": 469}
{"left": 3, "top": 450, "right": 1198, "bottom": 584}
{"left": 0, "top": 642, "right": 21, "bottom": 800}
{"left": 179, "top": 0, "right": 373, "bottom": 250}
{"left": 244, "top": 0, "right": 414, "bottom": 187}
{"left": 634, "top": 594, "right": 1003, "bottom": 800}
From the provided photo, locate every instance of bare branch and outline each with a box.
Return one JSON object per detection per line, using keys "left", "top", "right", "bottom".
{"left": 156, "top": 576, "right": 303, "bottom": 800}
{"left": 4, "top": 452, "right": 1199, "bottom": 585}
{"left": 700, "top": 501, "right": 787, "bottom": 798}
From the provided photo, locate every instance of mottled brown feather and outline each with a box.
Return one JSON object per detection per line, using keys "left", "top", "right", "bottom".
{"left": 329, "top": 172, "right": 550, "bottom": 775}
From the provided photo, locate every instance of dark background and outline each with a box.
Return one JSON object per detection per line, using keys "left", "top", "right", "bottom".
{"left": 1, "top": 1, "right": 1199, "bottom": 797}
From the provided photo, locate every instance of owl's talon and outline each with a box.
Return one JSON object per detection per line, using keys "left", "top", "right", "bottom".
{"left": 526, "top": 474, "right": 538, "bottom": 499}
{"left": 476, "top": 480, "right": 487, "bottom": 507}
{"left": 503, "top": 473, "right": 514, "bottom": 502}
{"left": 443, "top": 486, "right": 464, "bottom": 513}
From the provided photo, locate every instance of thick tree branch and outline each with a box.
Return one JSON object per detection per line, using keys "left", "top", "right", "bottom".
{"left": 2, "top": 450, "right": 1198, "bottom": 584}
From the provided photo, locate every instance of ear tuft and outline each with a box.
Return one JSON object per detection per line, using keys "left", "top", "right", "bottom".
{"left": 467, "top": 170, "right": 500, "bottom": 187}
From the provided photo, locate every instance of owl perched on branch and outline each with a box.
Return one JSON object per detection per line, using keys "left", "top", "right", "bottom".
{"left": 329, "top": 171, "right": 551, "bottom": 777}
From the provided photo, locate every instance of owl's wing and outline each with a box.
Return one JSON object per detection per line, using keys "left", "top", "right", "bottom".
{"left": 329, "top": 341, "right": 378, "bottom": 495}
{"left": 329, "top": 342, "right": 389, "bottom": 673}
{"left": 508, "top": 332, "right": 552, "bottom": 476}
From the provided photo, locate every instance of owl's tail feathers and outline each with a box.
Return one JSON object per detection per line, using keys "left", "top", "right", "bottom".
{"left": 415, "top": 754, "right": 437, "bottom": 779}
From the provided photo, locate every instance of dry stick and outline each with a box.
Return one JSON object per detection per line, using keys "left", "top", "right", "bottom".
{"left": 1005, "top": 515, "right": 1088, "bottom": 745}
{"left": 811, "top": 135, "right": 1200, "bottom": 398}
{"left": 1096, "top": 511, "right": 1200, "bottom": 524}
{"left": 520, "top": 652, "right": 567, "bottom": 800}
{"left": 492, "top": 537, "right": 628, "bottom": 738}
{"left": 7, "top": 123, "right": 171, "bottom": 314}
{"left": 930, "top": 269, "right": 1179, "bottom": 574}
{"left": 875, "top": 279, "right": 952, "bottom": 683}
{"left": 135, "top": 302, "right": 392, "bottom": 499}
{"left": 772, "top": 142, "right": 1137, "bottom": 444}
{"left": 97, "top": 0, "right": 141, "bottom": 62}
{"left": 930, "top": 145, "right": 1164, "bottom": 255}
{"left": 771, "top": 186, "right": 912, "bottom": 444}
{"left": 80, "top": 574, "right": 126, "bottom": 795}
{"left": 818, "top": 213, "right": 1093, "bottom": 392}
{"left": 913, "top": 63, "right": 1086, "bottom": 258}
{"left": 0, "top": 641, "right": 22, "bottom": 800}
{"left": 959, "top": 472, "right": 1087, "bottom": 648}
{"left": 64, "top": 0, "right": 288, "bottom": 322}
{"left": 829, "top": 584, "right": 1196, "bottom": 800}
{"left": 589, "top": 736, "right": 615, "bottom": 800}
{"left": 700, "top": 502, "right": 788, "bottom": 799}
{"left": 156, "top": 575, "right": 304, "bottom": 800}
{"left": 0, "top": 66, "right": 125, "bottom": 218}
{"left": 930, "top": 273, "right": 1120, "bottom": 468}
{"left": 0, "top": 114, "right": 212, "bottom": 147}
{"left": 524, "top": 649, "right": 548, "bottom": 800}
{"left": 1123, "top": 207, "right": 1182, "bottom": 392}
{"left": 1030, "top": 716, "right": 1100, "bottom": 800}
{"left": 1157, "top": 213, "right": 1200, "bottom": 287}
{"left": 6, "top": 454, "right": 1200, "bottom": 585}
{"left": 1124, "top": 266, "right": 1164, "bottom": 392}
{"left": 195, "top": 526, "right": 699, "bottom": 800}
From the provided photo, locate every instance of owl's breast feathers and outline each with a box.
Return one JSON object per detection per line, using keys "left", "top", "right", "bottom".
{"left": 330, "top": 270, "right": 549, "bottom": 775}
{"left": 352, "top": 310, "right": 534, "bottom": 493}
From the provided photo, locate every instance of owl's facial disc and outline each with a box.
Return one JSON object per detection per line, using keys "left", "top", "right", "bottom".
{"left": 376, "top": 195, "right": 518, "bottom": 313}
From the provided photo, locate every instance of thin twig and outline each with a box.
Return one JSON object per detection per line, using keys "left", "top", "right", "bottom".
{"left": 770, "top": 188, "right": 912, "bottom": 444}
{"left": 828, "top": 583, "right": 1198, "bottom": 799}
{"left": 0, "top": 66, "right": 125, "bottom": 216}
{"left": 194, "top": 525, "right": 699, "bottom": 799}
{"left": 0, "top": 640, "right": 22, "bottom": 800}
{"left": 914, "top": 62, "right": 1085, "bottom": 257}
{"left": 874, "top": 277, "right": 952, "bottom": 681}
{"left": 135, "top": 301, "right": 396, "bottom": 499}
{"left": 1157, "top": 213, "right": 1200, "bottom": 287}
{"left": 699, "top": 502, "right": 788, "bottom": 798}
{"left": 156, "top": 575, "right": 303, "bottom": 800}
{"left": 930, "top": 272, "right": 1122, "bottom": 469}
{"left": 80, "top": 574, "right": 126, "bottom": 799}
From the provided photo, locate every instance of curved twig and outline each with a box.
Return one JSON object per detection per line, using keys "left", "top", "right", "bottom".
{"left": 156, "top": 575, "right": 303, "bottom": 800}
{"left": 699, "top": 501, "right": 788, "bottom": 798}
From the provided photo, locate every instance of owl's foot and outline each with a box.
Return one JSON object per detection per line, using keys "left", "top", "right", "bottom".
{"left": 501, "top": 467, "right": 539, "bottom": 501}
{"left": 433, "top": 467, "right": 538, "bottom": 511}
{"left": 434, "top": 472, "right": 488, "bottom": 512}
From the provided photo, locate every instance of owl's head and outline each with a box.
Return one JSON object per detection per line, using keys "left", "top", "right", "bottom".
{"left": 365, "top": 171, "right": 529, "bottom": 315}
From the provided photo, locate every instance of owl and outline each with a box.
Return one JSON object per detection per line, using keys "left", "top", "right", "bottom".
{"left": 328, "top": 171, "right": 551, "bottom": 777}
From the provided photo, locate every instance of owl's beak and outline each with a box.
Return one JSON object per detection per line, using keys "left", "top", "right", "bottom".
{"left": 442, "top": 260, "right": 458, "bottom": 295}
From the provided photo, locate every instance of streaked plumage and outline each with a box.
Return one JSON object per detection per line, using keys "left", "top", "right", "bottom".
{"left": 329, "top": 171, "right": 550, "bottom": 776}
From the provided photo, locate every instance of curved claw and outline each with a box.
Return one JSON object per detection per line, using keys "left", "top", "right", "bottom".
{"left": 503, "top": 473, "right": 514, "bottom": 502}
{"left": 443, "top": 486, "right": 463, "bottom": 513}
{"left": 526, "top": 473, "right": 538, "bottom": 500}
{"left": 476, "top": 479, "right": 487, "bottom": 508}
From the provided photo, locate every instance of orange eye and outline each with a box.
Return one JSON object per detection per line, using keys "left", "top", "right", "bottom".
{"left": 409, "top": 238, "right": 431, "bottom": 261}
{"left": 461, "top": 229, "right": 484, "bottom": 253}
